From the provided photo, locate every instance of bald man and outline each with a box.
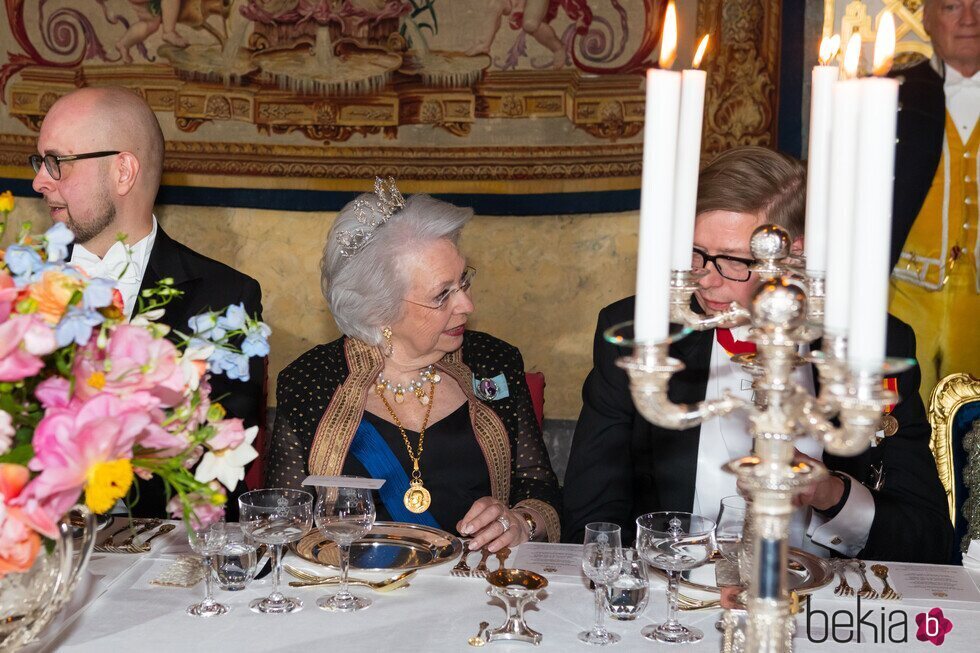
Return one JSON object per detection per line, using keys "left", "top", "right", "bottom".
{"left": 889, "top": 0, "right": 979, "bottom": 405}
{"left": 30, "top": 87, "right": 264, "bottom": 520}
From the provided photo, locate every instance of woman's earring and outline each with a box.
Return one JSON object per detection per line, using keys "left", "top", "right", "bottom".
{"left": 382, "top": 326, "right": 393, "bottom": 357}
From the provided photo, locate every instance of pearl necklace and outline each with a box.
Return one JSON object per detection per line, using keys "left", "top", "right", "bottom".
{"left": 376, "top": 365, "right": 442, "bottom": 405}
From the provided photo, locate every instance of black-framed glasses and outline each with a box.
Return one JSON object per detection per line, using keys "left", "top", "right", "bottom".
{"left": 29, "top": 151, "right": 120, "bottom": 181}
{"left": 691, "top": 247, "right": 755, "bottom": 282}
{"left": 403, "top": 266, "right": 476, "bottom": 310}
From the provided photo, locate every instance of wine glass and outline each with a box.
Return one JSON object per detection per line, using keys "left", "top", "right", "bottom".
{"left": 214, "top": 524, "right": 258, "bottom": 592}
{"left": 186, "top": 521, "right": 229, "bottom": 617}
{"left": 636, "top": 512, "right": 716, "bottom": 644}
{"left": 314, "top": 485, "right": 376, "bottom": 612}
{"left": 716, "top": 495, "right": 747, "bottom": 566}
{"left": 239, "top": 488, "right": 313, "bottom": 614}
{"left": 579, "top": 522, "right": 624, "bottom": 646}
{"left": 604, "top": 548, "right": 650, "bottom": 621}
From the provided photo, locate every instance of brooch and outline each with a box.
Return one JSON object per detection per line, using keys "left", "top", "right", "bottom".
{"left": 473, "top": 373, "right": 509, "bottom": 401}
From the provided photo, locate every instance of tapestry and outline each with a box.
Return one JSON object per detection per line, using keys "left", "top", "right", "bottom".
{"left": 0, "top": 1, "right": 783, "bottom": 211}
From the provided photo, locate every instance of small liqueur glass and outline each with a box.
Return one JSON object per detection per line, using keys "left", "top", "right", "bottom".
{"left": 314, "top": 485, "right": 376, "bottom": 612}
{"left": 239, "top": 488, "right": 313, "bottom": 614}
{"left": 604, "top": 548, "right": 650, "bottom": 621}
{"left": 636, "top": 512, "right": 715, "bottom": 644}
{"left": 579, "top": 522, "right": 623, "bottom": 646}
{"left": 186, "top": 521, "right": 229, "bottom": 617}
{"left": 214, "top": 524, "right": 258, "bottom": 592}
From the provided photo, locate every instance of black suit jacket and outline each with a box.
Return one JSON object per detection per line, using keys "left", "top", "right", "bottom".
{"left": 890, "top": 60, "right": 946, "bottom": 270}
{"left": 562, "top": 296, "right": 952, "bottom": 563}
{"left": 129, "top": 227, "right": 264, "bottom": 521}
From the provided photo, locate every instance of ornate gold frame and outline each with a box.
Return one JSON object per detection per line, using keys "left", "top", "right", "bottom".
{"left": 928, "top": 373, "right": 980, "bottom": 527}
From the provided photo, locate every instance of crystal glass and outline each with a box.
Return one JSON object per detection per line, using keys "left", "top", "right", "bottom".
{"left": 239, "top": 488, "right": 313, "bottom": 614}
{"left": 314, "top": 485, "right": 376, "bottom": 612}
{"left": 186, "top": 521, "right": 229, "bottom": 617}
{"left": 214, "top": 524, "right": 258, "bottom": 592}
{"left": 604, "top": 548, "right": 649, "bottom": 621}
{"left": 579, "top": 522, "right": 623, "bottom": 646}
{"left": 716, "top": 495, "right": 747, "bottom": 565}
{"left": 636, "top": 512, "right": 715, "bottom": 644}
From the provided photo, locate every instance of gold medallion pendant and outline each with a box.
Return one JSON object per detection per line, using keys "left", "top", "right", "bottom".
{"left": 881, "top": 414, "right": 899, "bottom": 437}
{"left": 404, "top": 480, "right": 431, "bottom": 513}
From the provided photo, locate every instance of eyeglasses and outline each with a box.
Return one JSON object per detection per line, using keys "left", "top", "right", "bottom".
{"left": 403, "top": 266, "right": 476, "bottom": 310}
{"left": 29, "top": 150, "right": 120, "bottom": 181}
{"left": 692, "top": 247, "right": 755, "bottom": 282}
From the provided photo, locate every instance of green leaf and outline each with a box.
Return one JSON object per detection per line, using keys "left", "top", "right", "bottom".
{"left": 0, "top": 443, "right": 35, "bottom": 465}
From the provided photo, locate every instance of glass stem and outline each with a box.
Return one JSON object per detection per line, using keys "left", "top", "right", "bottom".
{"left": 202, "top": 555, "right": 215, "bottom": 605}
{"left": 339, "top": 543, "right": 351, "bottom": 597}
{"left": 666, "top": 569, "right": 680, "bottom": 626}
{"left": 593, "top": 584, "right": 607, "bottom": 635}
{"left": 269, "top": 543, "right": 284, "bottom": 601}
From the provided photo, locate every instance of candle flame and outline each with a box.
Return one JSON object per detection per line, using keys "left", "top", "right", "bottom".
{"left": 659, "top": 1, "right": 678, "bottom": 69}
{"left": 843, "top": 32, "right": 861, "bottom": 78}
{"left": 873, "top": 10, "right": 896, "bottom": 76}
{"left": 819, "top": 34, "right": 841, "bottom": 65}
{"left": 692, "top": 35, "right": 710, "bottom": 69}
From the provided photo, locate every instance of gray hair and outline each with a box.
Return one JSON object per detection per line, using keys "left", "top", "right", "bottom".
{"left": 321, "top": 193, "right": 473, "bottom": 344}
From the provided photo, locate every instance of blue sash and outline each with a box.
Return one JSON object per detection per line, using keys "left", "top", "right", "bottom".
{"left": 349, "top": 419, "right": 441, "bottom": 528}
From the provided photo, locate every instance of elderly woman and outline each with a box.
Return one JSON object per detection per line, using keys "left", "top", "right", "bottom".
{"left": 267, "top": 180, "right": 561, "bottom": 550}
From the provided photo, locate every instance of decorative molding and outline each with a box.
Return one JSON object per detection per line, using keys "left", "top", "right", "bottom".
{"left": 928, "top": 372, "right": 980, "bottom": 530}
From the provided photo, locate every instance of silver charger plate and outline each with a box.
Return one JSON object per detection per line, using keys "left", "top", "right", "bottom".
{"left": 652, "top": 548, "right": 834, "bottom": 596}
{"left": 291, "top": 521, "right": 463, "bottom": 572}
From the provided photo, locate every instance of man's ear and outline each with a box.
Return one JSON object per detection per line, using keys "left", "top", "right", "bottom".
{"left": 113, "top": 152, "right": 141, "bottom": 197}
{"left": 791, "top": 235, "right": 804, "bottom": 257}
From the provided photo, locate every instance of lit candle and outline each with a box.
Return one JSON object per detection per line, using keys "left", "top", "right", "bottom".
{"left": 635, "top": 0, "right": 681, "bottom": 342}
{"left": 848, "top": 11, "right": 898, "bottom": 371}
{"left": 670, "top": 34, "right": 710, "bottom": 272}
{"left": 803, "top": 34, "right": 841, "bottom": 274}
{"left": 823, "top": 33, "right": 862, "bottom": 336}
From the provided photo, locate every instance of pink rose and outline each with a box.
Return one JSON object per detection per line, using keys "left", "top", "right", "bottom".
{"left": 0, "top": 316, "right": 45, "bottom": 382}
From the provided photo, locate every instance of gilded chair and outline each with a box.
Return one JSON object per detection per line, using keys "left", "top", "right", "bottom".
{"left": 929, "top": 373, "right": 980, "bottom": 561}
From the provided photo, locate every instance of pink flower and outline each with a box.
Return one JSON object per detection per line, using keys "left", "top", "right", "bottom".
{"left": 0, "top": 410, "right": 13, "bottom": 456}
{"left": 0, "top": 316, "right": 46, "bottom": 382}
{"left": 24, "top": 394, "right": 149, "bottom": 519}
{"left": 73, "top": 325, "right": 187, "bottom": 408}
{"left": 34, "top": 377, "right": 74, "bottom": 409}
{"left": 210, "top": 418, "right": 246, "bottom": 451}
{"left": 167, "top": 487, "right": 224, "bottom": 530}
{"left": 0, "top": 272, "right": 16, "bottom": 323}
{"left": 0, "top": 464, "right": 48, "bottom": 576}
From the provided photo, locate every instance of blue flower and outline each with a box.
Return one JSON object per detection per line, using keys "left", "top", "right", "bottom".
{"left": 5, "top": 245, "right": 43, "bottom": 278}
{"left": 187, "top": 312, "right": 226, "bottom": 341}
{"left": 217, "top": 303, "right": 247, "bottom": 332}
{"left": 245, "top": 320, "right": 272, "bottom": 339}
{"left": 55, "top": 308, "right": 104, "bottom": 347}
{"left": 82, "top": 278, "right": 116, "bottom": 310}
{"left": 242, "top": 333, "right": 270, "bottom": 358}
{"left": 217, "top": 351, "right": 250, "bottom": 382}
{"left": 43, "top": 223, "right": 75, "bottom": 262}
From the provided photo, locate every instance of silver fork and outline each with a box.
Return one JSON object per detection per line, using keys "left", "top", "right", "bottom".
{"left": 471, "top": 548, "right": 493, "bottom": 578}
{"left": 851, "top": 560, "right": 880, "bottom": 600}
{"left": 833, "top": 560, "right": 855, "bottom": 597}
{"left": 128, "top": 523, "right": 176, "bottom": 553}
{"left": 102, "top": 519, "right": 163, "bottom": 553}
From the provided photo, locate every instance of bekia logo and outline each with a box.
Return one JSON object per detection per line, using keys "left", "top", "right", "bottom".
{"left": 805, "top": 596, "right": 954, "bottom": 646}
{"left": 915, "top": 608, "right": 953, "bottom": 646}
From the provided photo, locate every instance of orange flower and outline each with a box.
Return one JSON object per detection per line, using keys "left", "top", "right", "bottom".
{"left": 28, "top": 270, "right": 83, "bottom": 324}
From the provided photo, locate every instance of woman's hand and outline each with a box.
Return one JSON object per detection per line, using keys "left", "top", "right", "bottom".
{"left": 456, "top": 496, "right": 530, "bottom": 552}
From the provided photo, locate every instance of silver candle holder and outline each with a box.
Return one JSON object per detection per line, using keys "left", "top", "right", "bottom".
{"left": 612, "top": 225, "right": 910, "bottom": 652}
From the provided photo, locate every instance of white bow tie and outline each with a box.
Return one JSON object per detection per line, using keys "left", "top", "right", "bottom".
{"left": 72, "top": 242, "right": 141, "bottom": 284}
{"left": 945, "top": 73, "right": 980, "bottom": 94}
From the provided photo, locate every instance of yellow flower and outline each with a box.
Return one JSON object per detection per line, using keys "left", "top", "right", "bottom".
{"left": 0, "top": 191, "right": 14, "bottom": 214}
{"left": 84, "top": 459, "right": 133, "bottom": 514}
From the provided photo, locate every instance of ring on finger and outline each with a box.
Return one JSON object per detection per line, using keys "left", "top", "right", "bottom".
{"left": 497, "top": 515, "right": 510, "bottom": 532}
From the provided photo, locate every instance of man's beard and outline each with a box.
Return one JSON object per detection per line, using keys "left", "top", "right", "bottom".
{"left": 64, "top": 188, "right": 116, "bottom": 245}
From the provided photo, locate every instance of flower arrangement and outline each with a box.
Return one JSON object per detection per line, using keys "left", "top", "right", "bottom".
{"left": 0, "top": 192, "right": 270, "bottom": 577}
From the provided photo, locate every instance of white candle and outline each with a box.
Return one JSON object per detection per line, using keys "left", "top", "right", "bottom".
{"left": 803, "top": 64, "right": 839, "bottom": 274}
{"left": 847, "top": 76, "right": 898, "bottom": 371}
{"left": 670, "top": 35, "right": 709, "bottom": 272}
{"left": 822, "top": 77, "right": 860, "bottom": 335}
{"left": 635, "top": 67, "right": 682, "bottom": 342}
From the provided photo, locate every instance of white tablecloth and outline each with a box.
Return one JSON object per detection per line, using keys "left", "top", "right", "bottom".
{"left": 26, "top": 529, "right": 980, "bottom": 653}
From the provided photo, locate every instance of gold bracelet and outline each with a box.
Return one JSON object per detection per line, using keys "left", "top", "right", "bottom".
{"left": 516, "top": 510, "right": 537, "bottom": 540}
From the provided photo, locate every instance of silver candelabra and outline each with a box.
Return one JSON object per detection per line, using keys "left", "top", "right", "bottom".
{"left": 615, "top": 225, "right": 907, "bottom": 652}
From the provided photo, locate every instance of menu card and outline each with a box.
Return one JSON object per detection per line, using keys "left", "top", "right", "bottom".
{"left": 886, "top": 562, "right": 980, "bottom": 603}
{"left": 511, "top": 543, "right": 586, "bottom": 582}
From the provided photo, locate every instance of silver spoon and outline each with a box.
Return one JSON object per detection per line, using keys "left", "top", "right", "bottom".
{"left": 468, "top": 621, "right": 490, "bottom": 647}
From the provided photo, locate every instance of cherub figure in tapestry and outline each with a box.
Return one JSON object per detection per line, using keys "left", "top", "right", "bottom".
{"left": 467, "top": 0, "right": 593, "bottom": 69}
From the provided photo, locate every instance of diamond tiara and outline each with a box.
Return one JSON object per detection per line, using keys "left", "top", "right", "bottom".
{"left": 336, "top": 177, "right": 406, "bottom": 258}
